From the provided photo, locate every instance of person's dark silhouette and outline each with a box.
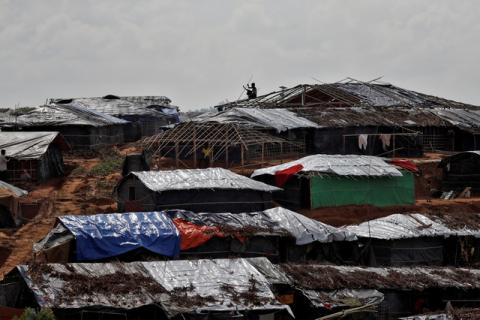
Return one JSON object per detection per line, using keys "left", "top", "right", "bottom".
{"left": 244, "top": 83, "right": 257, "bottom": 99}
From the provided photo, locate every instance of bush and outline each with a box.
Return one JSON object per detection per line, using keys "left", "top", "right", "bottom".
{"left": 89, "top": 156, "right": 123, "bottom": 176}
{"left": 14, "top": 308, "right": 56, "bottom": 320}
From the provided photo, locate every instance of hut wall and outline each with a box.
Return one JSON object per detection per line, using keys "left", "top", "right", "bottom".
{"left": 116, "top": 177, "right": 156, "bottom": 212}
{"left": 255, "top": 174, "right": 310, "bottom": 209}
{"left": 308, "top": 171, "right": 415, "bottom": 209}
{"left": 363, "top": 237, "right": 444, "bottom": 267}
{"left": 154, "top": 189, "right": 275, "bottom": 213}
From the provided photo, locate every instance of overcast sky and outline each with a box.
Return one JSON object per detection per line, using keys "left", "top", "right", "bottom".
{"left": 1, "top": 0, "right": 479, "bottom": 110}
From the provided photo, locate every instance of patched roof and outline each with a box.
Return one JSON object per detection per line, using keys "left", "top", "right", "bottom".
{"left": 17, "top": 258, "right": 289, "bottom": 316}
{"left": 252, "top": 154, "right": 403, "bottom": 178}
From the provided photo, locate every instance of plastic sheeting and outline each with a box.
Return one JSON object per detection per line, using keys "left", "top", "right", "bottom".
{"left": 50, "top": 96, "right": 175, "bottom": 118}
{"left": 0, "top": 132, "right": 65, "bottom": 160}
{"left": 168, "top": 207, "right": 356, "bottom": 246}
{"left": 263, "top": 207, "right": 356, "bottom": 244}
{"left": 302, "top": 289, "right": 384, "bottom": 309}
{"left": 0, "top": 180, "right": 27, "bottom": 197}
{"left": 251, "top": 154, "right": 403, "bottom": 178}
{"left": 194, "top": 107, "right": 320, "bottom": 132}
{"left": 59, "top": 212, "right": 180, "bottom": 260}
{"left": 346, "top": 213, "right": 480, "bottom": 240}
{"left": 129, "top": 168, "right": 281, "bottom": 192}
{"left": 309, "top": 172, "right": 415, "bottom": 208}
{"left": 16, "top": 258, "right": 290, "bottom": 317}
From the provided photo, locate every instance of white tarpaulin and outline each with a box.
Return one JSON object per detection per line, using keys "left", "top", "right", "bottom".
{"left": 252, "top": 154, "right": 402, "bottom": 178}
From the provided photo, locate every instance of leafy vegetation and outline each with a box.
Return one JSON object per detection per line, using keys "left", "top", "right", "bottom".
{"left": 89, "top": 151, "right": 124, "bottom": 176}
{"left": 13, "top": 308, "right": 56, "bottom": 320}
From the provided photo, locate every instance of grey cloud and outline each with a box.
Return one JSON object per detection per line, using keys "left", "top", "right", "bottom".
{"left": 0, "top": 0, "right": 479, "bottom": 110}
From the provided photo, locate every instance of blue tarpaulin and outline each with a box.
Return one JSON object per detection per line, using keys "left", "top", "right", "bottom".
{"left": 59, "top": 212, "right": 180, "bottom": 261}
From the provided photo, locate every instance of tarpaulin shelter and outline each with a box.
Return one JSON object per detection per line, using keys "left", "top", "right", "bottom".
{"left": 0, "top": 180, "right": 27, "bottom": 227}
{"left": 167, "top": 207, "right": 356, "bottom": 263}
{"left": 33, "top": 211, "right": 180, "bottom": 262}
{"left": 214, "top": 80, "right": 480, "bottom": 154}
{"left": 49, "top": 95, "right": 180, "bottom": 142}
{"left": 280, "top": 264, "right": 480, "bottom": 319}
{"left": 0, "top": 132, "right": 69, "bottom": 182}
{"left": 115, "top": 168, "right": 281, "bottom": 213}
{"left": 346, "top": 213, "right": 480, "bottom": 267}
{"left": 0, "top": 104, "right": 128, "bottom": 149}
{"left": 252, "top": 154, "right": 415, "bottom": 209}
{"left": 439, "top": 151, "right": 480, "bottom": 192}
{"left": 33, "top": 208, "right": 356, "bottom": 264}
{"left": 0, "top": 258, "right": 292, "bottom": 320}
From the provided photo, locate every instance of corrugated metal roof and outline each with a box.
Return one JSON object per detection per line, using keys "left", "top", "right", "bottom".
{"left": 345, "top": 213, "right": 480, "bottom": 240}
{"left": 251, "top": 154, "right": 403, "bottom": 178}
{"left": 194, "top": 107, "right": 319, "bottom": 132}
{"left": 130, "top": 168, "right": 281, "bottom": 192}
{"left": 0, "top": 132, "right": 64, "bottom": 160}
{"left": 17, "top": 258, "right": 289, "bottom": 316}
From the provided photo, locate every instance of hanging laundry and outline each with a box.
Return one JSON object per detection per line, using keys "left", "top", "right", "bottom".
{"left": 358, "top": 134, "right": 368, "bottom": 151}
{"left": 379, "top": 134, "right": 392, "bottom": 151}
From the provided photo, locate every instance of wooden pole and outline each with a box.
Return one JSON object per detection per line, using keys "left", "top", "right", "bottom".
{"left": 192, "top": 127, "right": 197, "bottom": 168}
{"left": 175, "top": 143, "right": 179, "bottom": 167}
{"left": 241, "top": 146, "right": 244, "bottom": 167}
{"left": 225, "top": 145, "right": 229, "bottom": 168}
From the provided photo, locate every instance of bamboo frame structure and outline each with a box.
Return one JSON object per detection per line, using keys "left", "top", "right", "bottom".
{"left": 143, "top": 122, "right": 305, "bottom": 168}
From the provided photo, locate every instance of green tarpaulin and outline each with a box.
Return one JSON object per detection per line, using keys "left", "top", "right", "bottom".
{"left": 310, "top": 171, "right": 415, "bottom": 208}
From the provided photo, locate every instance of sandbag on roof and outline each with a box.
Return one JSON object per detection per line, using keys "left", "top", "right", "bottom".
{"left": 252, "top": 154, "right": 403, "bottom": 178}
{"left": 58, "top": 211, "right": 180, "bottom": 260}
{"left": 128, "top": 167, "right": 281, "bottom": 192}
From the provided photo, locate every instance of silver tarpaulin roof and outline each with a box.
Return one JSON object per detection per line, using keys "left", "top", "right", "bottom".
{"left": 17, "top": 258, "right": 291, "bottom": 317}
{"left": 194, "top": 107, "right": 320, "bottom": 132}
{"left": 346, "top": 213, "right": 480, "bottom": 240}
{"left": 130, "top": 168, "right": 281, "bottom": 192}
{"left": 252, "top": 154, "right": 402, "bottom": 178}
{"left": 0, "top": 131, "right": 64, "bottom": 160}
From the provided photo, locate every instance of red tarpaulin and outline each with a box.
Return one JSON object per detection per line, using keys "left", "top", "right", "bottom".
{"left": 172, "top": 218, "right": 224, "bottom": 250}
{"left": 274, "top": 164, "right": 304, "bottom": 187}
{"left": 389, "top": 159, "right": 419, "bottom": 174}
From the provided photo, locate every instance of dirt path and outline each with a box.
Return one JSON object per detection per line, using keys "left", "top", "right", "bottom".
{"left": 0, "top": 157, "right": 118, "bottom": 278}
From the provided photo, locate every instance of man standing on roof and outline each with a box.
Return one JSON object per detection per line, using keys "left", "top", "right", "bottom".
{"left": 243, "top": 82, "right": 257, "bottom": 99}
{"left": 0, "top": 150, "right": 10, "bottom": 181}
